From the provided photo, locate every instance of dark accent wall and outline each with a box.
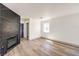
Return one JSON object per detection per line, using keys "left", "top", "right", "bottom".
{"left": 0, "top": 4, "right": 20, "bottom": 56}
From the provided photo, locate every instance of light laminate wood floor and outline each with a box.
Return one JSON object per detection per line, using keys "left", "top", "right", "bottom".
{"left": 5, "top": 38, "right": 79, "bottom": 56}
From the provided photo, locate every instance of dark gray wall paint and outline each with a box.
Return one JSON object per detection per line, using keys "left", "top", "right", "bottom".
{"left": 0, "top": 4, "right": 20, "bottom": 55}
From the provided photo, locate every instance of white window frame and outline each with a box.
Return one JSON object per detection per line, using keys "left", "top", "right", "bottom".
{"left": 43, "top": 22, "right": 49, "bottom": 33}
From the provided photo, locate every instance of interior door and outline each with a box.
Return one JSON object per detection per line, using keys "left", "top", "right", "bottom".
{"left": 20, "top": 24, "right": 24, "bottom": 38}
{"left": 26, "top": 23, "right": 29, "bottom": 40}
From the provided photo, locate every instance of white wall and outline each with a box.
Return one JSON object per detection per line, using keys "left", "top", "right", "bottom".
{"left": 29, "top": 19, "right": 41, "bottom": 40}
{"left": 41, "top": 13, "right": 79, "bottom": 45}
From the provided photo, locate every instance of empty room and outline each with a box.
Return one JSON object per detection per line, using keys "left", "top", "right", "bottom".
{"left": 0, "top": 3, "right": 79, "bottom": 56}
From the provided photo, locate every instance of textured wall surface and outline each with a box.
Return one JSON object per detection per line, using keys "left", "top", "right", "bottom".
{"left": 0, "top": 4, "right": 20, "bottom": 55}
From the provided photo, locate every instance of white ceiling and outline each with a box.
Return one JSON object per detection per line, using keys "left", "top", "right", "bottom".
{"left": 2, "top": 3, "right": 79, "bottom": 20}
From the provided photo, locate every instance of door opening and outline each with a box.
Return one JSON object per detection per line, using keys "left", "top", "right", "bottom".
{"left": 20, "top": 24, "right": 24, "bottom": 38}
{"left": 26, "top": 23, "right": 29, "bottom": 40}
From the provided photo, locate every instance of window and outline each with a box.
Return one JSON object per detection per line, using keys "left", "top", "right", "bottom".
{"left": 43, "top": 22, "right": 49, "bottom": 33}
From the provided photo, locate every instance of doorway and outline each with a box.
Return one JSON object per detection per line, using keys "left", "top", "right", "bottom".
{"left": 26, "top": 23, "right": 29, "bottom": 40}
{"left": 20, "top": 24, "right": 24, "bottom": 38}
{"left": 20, "top": 22, "right": 29, "bottom": 40}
